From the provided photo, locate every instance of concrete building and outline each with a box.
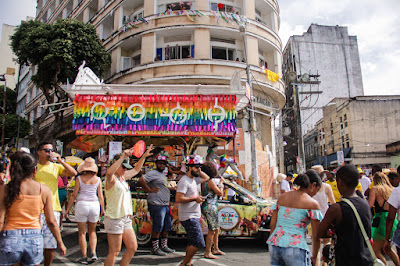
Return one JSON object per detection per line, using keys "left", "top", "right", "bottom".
{"left": 18, "top": 0, "right": 285, "bottom": 197}
{"left": 0, "top": 24, "right": 19, "bottom": 90}
{"left": 281, "top": 24, "right": 364, "bottom": 172}
{"left": 314, "top": 96, "right": 400, "bottom": 170}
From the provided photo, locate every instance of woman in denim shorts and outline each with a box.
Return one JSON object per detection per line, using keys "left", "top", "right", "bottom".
{"left": 0, "top": 152, "right": 66, "bottom": 265}
{"left": 267, "top": 170, "right": 323, "bottom": 266}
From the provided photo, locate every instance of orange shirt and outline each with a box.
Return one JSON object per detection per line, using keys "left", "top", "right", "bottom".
{"left": 4, "top": 194, "right": 43, "bottom": 230}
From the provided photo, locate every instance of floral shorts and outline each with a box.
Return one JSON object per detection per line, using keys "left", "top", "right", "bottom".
{"left": 181, "top": 218, "right": 205, "bottom": 248}
{"left": 202, "top": 207, "right": 219, "bottom": 230}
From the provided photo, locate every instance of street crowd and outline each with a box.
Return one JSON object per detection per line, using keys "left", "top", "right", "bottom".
{"left": 0, "top": 142, "right": 226, "bottom": 266}
{"left": 271, "top": 164, "right": 400, "bottom": 266}
{"left": 1, "top": 141, "right": 399, "bottom": 266}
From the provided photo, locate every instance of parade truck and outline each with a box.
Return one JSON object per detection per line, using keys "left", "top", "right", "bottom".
{"left": 132, "top": 179, "right": 274, "bottom": 246}
{"left": 65, "top": 63, "right": 273, "bottom": 246}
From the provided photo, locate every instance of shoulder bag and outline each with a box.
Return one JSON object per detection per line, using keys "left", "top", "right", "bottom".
{"left": 342, "top": 198, "right": 384, "bottom": 266}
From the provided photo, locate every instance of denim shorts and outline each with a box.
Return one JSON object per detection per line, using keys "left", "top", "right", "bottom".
{"left": 181, "top": 218, "right": 205, "bottom": 248}
{"left": 270, "top": 245, "right": 311, "bottom": 266}
{"left": 148, "top": 204, "right": 172, "bottom": 233}
{"left": 0, "top": 229, "right": 43, "bottom": 266}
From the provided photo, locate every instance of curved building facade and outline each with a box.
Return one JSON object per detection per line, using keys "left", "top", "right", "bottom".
{"left": 33, "top": 0, "right": 284, "bottom": 197}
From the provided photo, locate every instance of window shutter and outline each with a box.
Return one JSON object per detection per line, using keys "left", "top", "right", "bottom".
{"left": 156, "top": 48, "right": 163, "bottom": 61}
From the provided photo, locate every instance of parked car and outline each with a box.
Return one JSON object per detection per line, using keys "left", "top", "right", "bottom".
{"left": 131, "top": 180, "right": 275, "bottom": 246}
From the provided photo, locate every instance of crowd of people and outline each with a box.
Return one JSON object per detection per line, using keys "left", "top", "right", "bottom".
{"left": 0, "top": 142, "right": 229, "bottom": 266}
{"left": 273, "top": 164, "right": 400, "bottom": 265}
{"left": 2, "top": 140, "right": 400, "bottom": 266}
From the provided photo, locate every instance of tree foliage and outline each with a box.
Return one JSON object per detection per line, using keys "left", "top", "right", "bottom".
{"left": 0, "top": 114, "right": 31, "bottom": 141}
{"left": 11, "top": 19, "right": 111, "bottom": 142}
{"left": 0, "top": 85, "right": 17, "bottom": 114}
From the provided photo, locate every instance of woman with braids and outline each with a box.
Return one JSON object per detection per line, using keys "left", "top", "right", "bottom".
{"left": 267, "top": 169, "right": 323, "bottom": 266}
{"left": 0, "top": 151, "right": 66, "bottom": 265}
{"left": 368, "top": 172, "right": 400, "bottom": 265}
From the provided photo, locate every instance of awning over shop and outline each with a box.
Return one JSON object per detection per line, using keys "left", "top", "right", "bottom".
{"left": 315, "top": 148, "right": 351, "bottom": 168}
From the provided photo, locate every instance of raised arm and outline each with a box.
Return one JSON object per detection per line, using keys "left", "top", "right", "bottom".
{"left": 125, "top": 144, "right": 154, "bottom": 179}
{"left": 106, "top": 149, "right": 133, "bottom": 185}
{"left": 208, "top": 179, "right": 223, "bottom": 197}
{"left": 199, "top": 170, "right": 210, "bottom": 184}
{"left": 52, "top": 152, "right": 77, "bottom": 177}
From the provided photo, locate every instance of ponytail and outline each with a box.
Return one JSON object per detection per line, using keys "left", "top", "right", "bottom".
{"left": 5, "top": 152, "right": 37, "bottom": 209}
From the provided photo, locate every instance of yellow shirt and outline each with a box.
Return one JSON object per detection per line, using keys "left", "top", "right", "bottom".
{"left": 35, "top": 162, "right": 65, "bottom": 212}
{"left": 369, "top": 181, "right": 375, "bottom": 189}
{"left": 105, "top": 177, "right": 133, "bottom": 219}
{"left": 326, "top": 180, "right": 341, "bottom": 202}
{"left": 326, "top": 180, "right": 364, "bottom": 202}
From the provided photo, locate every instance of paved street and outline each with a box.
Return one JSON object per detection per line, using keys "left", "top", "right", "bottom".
{"left": 53, "top": 222, "right": 270, "bottom": 265}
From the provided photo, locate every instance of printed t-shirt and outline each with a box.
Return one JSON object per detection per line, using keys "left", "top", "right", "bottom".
{"left": 35, "top": 162, "right": 65, "bottom": 212}
{"left": 144, "top": 170, "right": 170, "bottom": 206}
{"left": 177, "top": 175, "right": 201, "bottom": 221}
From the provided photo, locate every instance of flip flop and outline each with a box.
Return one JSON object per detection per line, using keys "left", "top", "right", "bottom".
{"left": 204, "top": 254, "right": 219, "bottom": 259}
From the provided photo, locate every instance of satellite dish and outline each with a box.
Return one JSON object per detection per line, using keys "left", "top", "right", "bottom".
{"left": 301, "top": 73, "right": 310, "bottom": 83}
{"left": 287, "top": 71, "right": 297, "bottom": 82}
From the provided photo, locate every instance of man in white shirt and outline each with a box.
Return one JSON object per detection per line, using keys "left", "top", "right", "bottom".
{"left": 280, "top": 172, "right": 293, "bottom": 194}
{"left": 384, "top": 166, "right": 400, "bottom": 256}
{"left": 176, "top": 155, "right": 210, "bottom": 266}
{"left": 358, "top": 168, "right": 371, "bottom": 195}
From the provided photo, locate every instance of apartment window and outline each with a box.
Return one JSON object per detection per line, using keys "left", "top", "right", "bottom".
{"left": 158, "top": 2, "right": 193, "bottom": 12}
{"left": 344, "top": 114, "right": 348, "bottom": 127}
{"left": 210, "top": 2, "right": 240, "bottom": 14}
{"left": 330, "top": 122, "right": 333, "bottom": 134}
{"left": 255, "top": 9, "right": 265, "bottom": 24}
{"left": 341, "top": 136, "right": 345, "bottom": 149}
{"left": 156, "top": 45, "right": 194, "bottom": 61}
{"left": 212, "top": 47, "right": 234, "bottom": 60}
{"left": 121, "top": 55, "right": 141, "bottom": 71}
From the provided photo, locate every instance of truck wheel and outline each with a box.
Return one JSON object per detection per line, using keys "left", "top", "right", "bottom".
{"left": 136, "top": 232, "right": 151, "bottom": 246}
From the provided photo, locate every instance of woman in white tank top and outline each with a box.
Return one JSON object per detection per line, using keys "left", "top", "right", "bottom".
{"left": 65, "top": 157, "right": 104, "bottom": 264}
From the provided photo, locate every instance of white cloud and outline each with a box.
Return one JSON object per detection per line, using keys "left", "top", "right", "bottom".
{"left": 278, "top": 0, "right": 400, "bottom": 95}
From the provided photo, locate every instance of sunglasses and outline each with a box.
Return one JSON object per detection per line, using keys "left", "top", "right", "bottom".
{"left": 41, "top": 149, "right": 54, "bottom": 153}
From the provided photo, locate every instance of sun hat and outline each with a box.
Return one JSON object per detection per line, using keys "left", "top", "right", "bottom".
{"left": 311, "top": 165, "right": 328, "bottom": 174}
{"left": 77, "top": 157, "right": 98, "bottom": 173}
{"left": 186, "top": 155, "right": 204, "bottom": 166}
{"left": 276, "top": 173, "right": 286, "bottom": 183}
{"left": 19, "top": 147, "right": 30, "bottom": 153}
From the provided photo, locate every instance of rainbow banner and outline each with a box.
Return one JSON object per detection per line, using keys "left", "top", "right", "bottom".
{"left": 72, "top": 94, "right": 238, "bottom": 137}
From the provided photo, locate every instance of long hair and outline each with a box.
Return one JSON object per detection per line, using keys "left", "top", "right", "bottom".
{"left": 5, "top": 151, "right": 37, "bottom": 209}
{"left": 373, "top": 172, "right": 393, "bottom": 201}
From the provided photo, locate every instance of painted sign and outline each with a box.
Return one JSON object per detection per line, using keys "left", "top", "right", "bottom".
{"left": 72, "top": 94, "right": 237, "bottom": 137}
{"left": 218, "top": 206, "right": 240, "bottom": 231}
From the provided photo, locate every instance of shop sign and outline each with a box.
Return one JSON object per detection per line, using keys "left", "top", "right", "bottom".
{"left": 72, "top": 94, "right": 237, "bottom": 137}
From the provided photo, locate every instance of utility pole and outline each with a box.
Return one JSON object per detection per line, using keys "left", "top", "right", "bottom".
{"left": 293, "top": 83, "right": 305, "bottom": 173}
{"left": 240, "top": 25, "right": 260, "bottom": 195}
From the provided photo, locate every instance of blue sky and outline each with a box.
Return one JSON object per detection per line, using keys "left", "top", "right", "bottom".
{"left": 1, "top": 0, "right": 399, "bottom": 95}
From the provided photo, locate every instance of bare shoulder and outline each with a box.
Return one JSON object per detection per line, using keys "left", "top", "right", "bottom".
{"left": 40, "top": 183, "right": 52, "bottom": 195}
{"left": 307, "top": 196, "right": 321, "bottom": 210}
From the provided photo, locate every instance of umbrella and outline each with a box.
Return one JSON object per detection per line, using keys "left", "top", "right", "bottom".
{"left": 65, "top": 156, "right": 84, "bottom": 166}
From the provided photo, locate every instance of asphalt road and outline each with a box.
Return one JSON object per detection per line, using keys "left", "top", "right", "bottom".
{"left": 52, "top": 222, "right": 270, "bottom": 265}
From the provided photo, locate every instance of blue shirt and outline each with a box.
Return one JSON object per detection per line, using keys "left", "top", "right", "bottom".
{"left": 267, "top": 203, "right": 323, "bottom": 251}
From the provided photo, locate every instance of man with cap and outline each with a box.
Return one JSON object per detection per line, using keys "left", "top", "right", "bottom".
{"left": 138, "top": 151, "right": 176, "bottom": 256}
{"left": 176, "top": 155, "right": 210, "bottom": 266}
{"left": 280, "top": 172, "right": 292, "bottom": 194}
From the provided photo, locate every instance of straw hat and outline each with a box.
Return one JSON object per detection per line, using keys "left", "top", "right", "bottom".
{"left": 311, "top": 165, "right": 328, "bottom": 174}
{"left": 77, "top": 157, "right": 98, "bottom": 174}
{"left": 276, "top": 173, "right": 286, "bottom": 183}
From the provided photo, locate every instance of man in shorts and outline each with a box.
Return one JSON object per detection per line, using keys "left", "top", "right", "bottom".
{"left": 176, "top": 155, "right": 210, "bottom": 266}
{"left": 36, "top": 142, "right": 77, "bottom": 266}
{"left": 138, "top": 152, "right": 176, "bottom": 256}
